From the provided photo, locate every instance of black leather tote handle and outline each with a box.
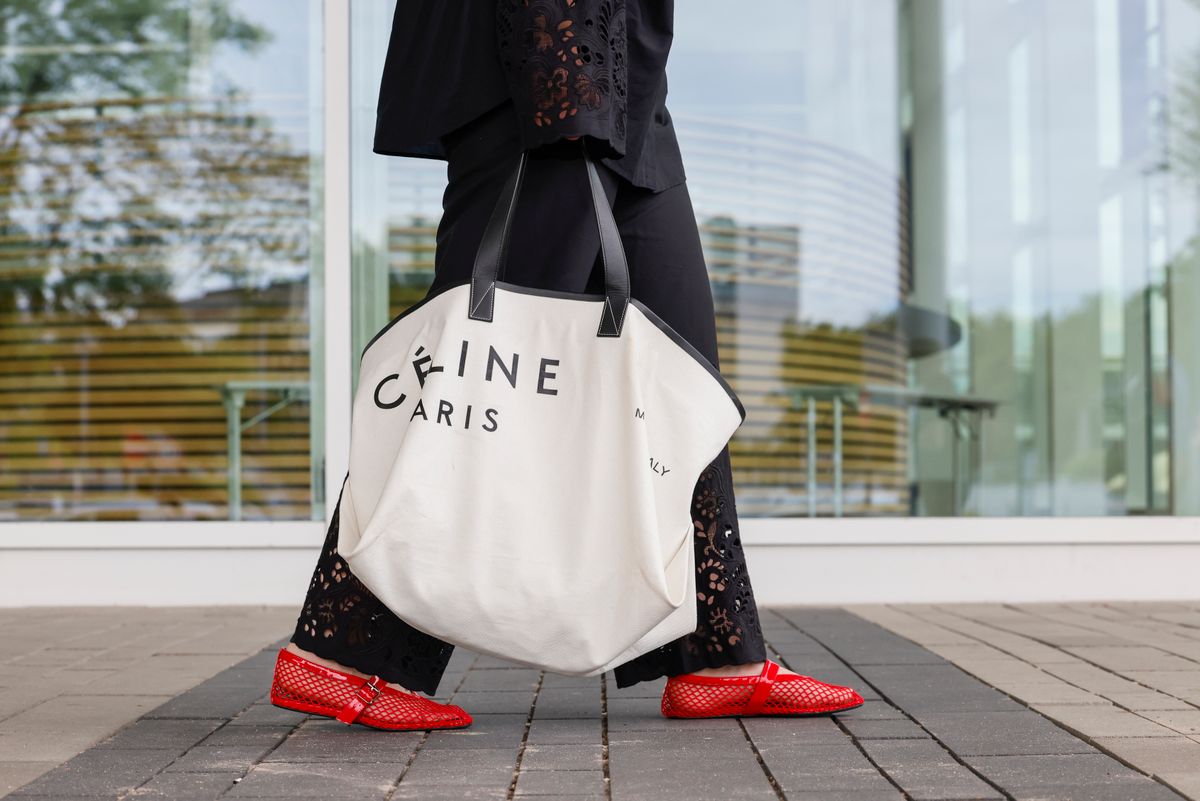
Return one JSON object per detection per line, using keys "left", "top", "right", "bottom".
{"left": 468, "top": 142, "right": 631, "bottom": 337}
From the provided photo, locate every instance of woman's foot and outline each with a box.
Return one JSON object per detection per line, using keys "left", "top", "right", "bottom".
{"left": 284, "top": 642, "right": 420, "bottom": 696}
{"left": 271, "top": 642, "right": 472, "bottom": 730}
{"left": 691, "top": 660, "right": 801, "bottom": 679}
{"left": 661, "top": 658, "right": 864, "bottom": 719}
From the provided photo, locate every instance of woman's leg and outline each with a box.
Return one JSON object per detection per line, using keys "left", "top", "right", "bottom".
{"left": 434, "top": 117, "right": 775, "bottom": 684}
{"left": 286, "top": 101, "right": 617, "bottom": 697}
{"left": 286, "top": 481, "right": 455, "bottom": 696}
{"left": 287, "top": 98, "right": 773, "bottom": 693}
{"left": 606, "top": 177, "right": 770, "bottom": 688}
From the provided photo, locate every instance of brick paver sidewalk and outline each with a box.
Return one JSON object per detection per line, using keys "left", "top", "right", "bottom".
{"left": 2, "top": 603, "right": 1198, "bottom": 800}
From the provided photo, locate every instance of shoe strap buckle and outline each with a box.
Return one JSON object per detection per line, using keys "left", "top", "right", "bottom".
{"left": 357, "top": 675, "right": 385, "bottom": 701}
{"left": 335, "top": 674, "right": 385, "bottom": 724}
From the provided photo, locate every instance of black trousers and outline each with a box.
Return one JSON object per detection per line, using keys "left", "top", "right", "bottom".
{"left": 289, "top": 101, "right": 766, "bottom": 695}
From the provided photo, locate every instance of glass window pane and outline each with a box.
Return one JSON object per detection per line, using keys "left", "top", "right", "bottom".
{"left": 347, "top": 0, "right": 1200, "bottom": 520}
{"left": 0, "top": 1, "right": 324, "bottom": 521}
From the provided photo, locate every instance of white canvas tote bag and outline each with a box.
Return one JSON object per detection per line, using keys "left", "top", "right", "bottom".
{"left": 335, "top": 147, "right": 746, "bottom": 675}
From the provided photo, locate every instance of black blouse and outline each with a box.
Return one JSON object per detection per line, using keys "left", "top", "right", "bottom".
{"left": 372, "top": 0, "right": 686, "bottom": 193}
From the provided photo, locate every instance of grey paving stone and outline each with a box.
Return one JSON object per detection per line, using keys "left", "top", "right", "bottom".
{"left": 0, "top": 796, "right": 123, "bottom": 801}
{"left": 91, "top": 717, "right": 223, "bottom": 750}
{"left": 199, "top": 666, "right": 270, "bottom": 689}
{"left": 1040, "top": 663, "right": 1146, "bottom": 694}
{"left": 752, "top": 735, "right": 896, "bottom": 795}
{"left": 608, "top": 737, "right": 778, "bottom": 800}
{"left": 7, "top": 747, "right": 180, "bottom": 797}
{"left": 392, "top": 788, "right": 511, "bottom": 801}
{"left": 963, "top": 754, "right": 1153, "bottom": 788}
{"left": 761, "top": 761, "right": 898, "bottom": 794}
{"left": 472, "top": 655, "right": 528, "bottom": 669}
{"left": 1122, "top": 671, "right": 1200, "bottom": 696}
{"left": 451, "top": 690, "right": 536, "bottom": 715}
{"left": 515, "top": 767, "right": 606, "bottom": 796}
{"left": 520, "top": 743, "right": 604, "bottom": 771}
{"left": 756, "top": 739, "right": 877, "bottom": 770}
{"left": 527, "top": 718, "right": 602, "bottom": 745}
{"left": 397, "top": 747, "right": 517, "bottom": 786}
{"left": 742, "top": 715, "right": 848, "bottom": 745}
{"left": 163, "top": 742, "right": 278, "bottom": 773}
{"left": 605, "top": 695, "right": 662, "bottom": 717}
{"left": 786, "top": 792, "right": 905, "bottom": 801}
{"left": 840, "top": 716, "right": 932, "bottom": 740}
{"left": 443, "top": 650, "right": 478, "bottom": 673}
{"left": 1002, "top": 784, "right": 1188, "bottom": 801}
{"left": 608, "top": 677, "right": 666, "bottom": 699}
{"left": 1029, "top": 702, "right": 1178, "bottom": 738}
{"left": 1102, "top": 691, "right": 1195, "bottom": 711}
{"left": 1157, "top": 772, "right": 1200, "bottom": 799}
{"left": 858, "top": 739, "right": 1004, "bottom": 801}
{"left": 854, "top": 663, "right": 1029, "bottom": 713}
{"left": 913, "top": 710, "right": 1099, "bottom": 756}
{"left": 539, "top": 672, "right": 601, "bottom": 689}
{"left": 776, "top": 609, "right": 947, "bottom": 666}
{"left": 606, "top": 711, "right": 741, "bottom": 735}
{"left": 19, "top": 604, "right": 1200, "bottom": 801}
{"left": 130, "top": 768, "right": 244, "bottom": 798}
{"left": 229, "top": 702, "right": 311, "bottom": 726}
{"left": 1135, "top": 708, "right": 1200, "bottom": 735}
{"left": 761, "top": 630, "right": 825, "bottom": 647}
{"left": 828, "top": 646, "right": 950, "bottom": 666}
{"left": 841, "top": 700, "right": 911, "bottom": 720}
{"left": 224, "top": 760, "right": 406, "bottom": 797}
{"left": 418, "top": 712, "right": 528, "bottom": 751}
{"left": 457, "top": 669, "right": 541, "bottom": 693}
{"left": 198, "top": 723, "right": 296, "bottom": 748}
{"left": 1090, "top": 735, "right": 1200, "bottom": 776}
{"left": 1064, "top": 646, "right": 1199, "bottom": 672}
{"left": 140, "top": 686, "right": 260, "bottom": 720}
{"left": 532, "top": 688, "right": 602, "bottom": 719}
{"left": 261, "top": 724, "right": 421, "bottom": 762}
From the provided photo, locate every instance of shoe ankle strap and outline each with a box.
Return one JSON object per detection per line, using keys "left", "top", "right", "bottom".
{"left": 743, "top": 659, "right": 781, "bottom": 716}
{"left": 335, "top": 674, "right": 386, "bottom": 724}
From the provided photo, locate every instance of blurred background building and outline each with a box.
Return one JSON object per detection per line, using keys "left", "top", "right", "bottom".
{"left": 2, "top": 0, "right": 1198, "bottom": 604}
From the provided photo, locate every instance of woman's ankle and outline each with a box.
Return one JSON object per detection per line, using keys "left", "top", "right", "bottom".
{"left": 687, "top": 660, "right": 797, "bottom": 678}
{"left": 285, "top": 641, "right": 419, "bottom": 696}
{"left": 690, "top": 661, "right": 764, "bottom": 678}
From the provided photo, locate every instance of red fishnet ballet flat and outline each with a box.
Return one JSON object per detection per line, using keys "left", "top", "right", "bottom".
{"left": 269, "top": 647, "right": 471, "bottom": 731}
{"left": 661, "top": 658, "right": 865, "bottom": 719}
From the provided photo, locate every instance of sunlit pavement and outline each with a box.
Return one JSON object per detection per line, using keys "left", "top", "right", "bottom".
{"left": 2, "top": 602, "right": 1198, "bottom": 800}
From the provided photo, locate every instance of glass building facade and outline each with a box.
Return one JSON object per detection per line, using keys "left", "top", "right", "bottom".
{"left": 2, "top": 0, "right": 1197, "bottom": 524}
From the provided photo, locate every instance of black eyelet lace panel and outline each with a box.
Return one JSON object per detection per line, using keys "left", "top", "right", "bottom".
{"left": 496, "top": 0, "right": 628, "bottom": 158}
{"left": 611, "top": 443, "right": 768, "bottom": 688}
{"left": 290, "top": 442, "right": 766, "bottom": 694}
{"left": 289, "top": 482, "right": 455, "bottom": 696}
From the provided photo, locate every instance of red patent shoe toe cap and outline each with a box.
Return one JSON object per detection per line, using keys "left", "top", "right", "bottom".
{"left": 837, "top": 687, "right": 865, "bottom": 709}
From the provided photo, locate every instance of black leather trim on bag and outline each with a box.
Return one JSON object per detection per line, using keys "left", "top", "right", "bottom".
{"left": 468, "top": 141, "right": 631, "bottom": 337}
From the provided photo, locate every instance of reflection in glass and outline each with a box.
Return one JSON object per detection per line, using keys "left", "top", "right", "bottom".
{"left": 0, "top": 1, "right": 323, "bottom": 521}
{"left": 905, "top": 0, "right": 1197, "bottom": 516}
{"left": 347, "top": 0, "right": 1199, "bottom": 519}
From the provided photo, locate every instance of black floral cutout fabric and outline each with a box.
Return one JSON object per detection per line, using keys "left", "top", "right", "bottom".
{"left": 496, "top": 0, "right": 629, "bottom": 159}
{"left": 290, "top": 480, "right": 454, "bottom": 696}
{"left": 289, "top": 442, "right": 767, "bottom": 694}
{"left": 611, "top": 443, "right": 767, "bottom": 688}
